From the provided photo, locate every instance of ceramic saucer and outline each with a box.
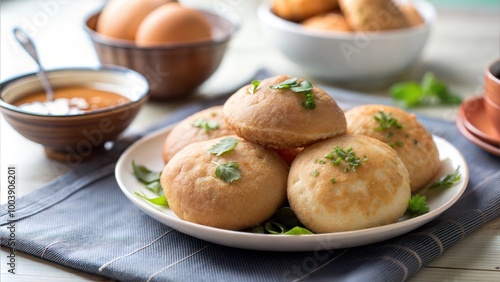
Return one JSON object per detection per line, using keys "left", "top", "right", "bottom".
{"left": 456, "top": 116, "right": 500, "bottom": 156}
{"left": 458, "top": 96, "right": 500, "bottom": 145}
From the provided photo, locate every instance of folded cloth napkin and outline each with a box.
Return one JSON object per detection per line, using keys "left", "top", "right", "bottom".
{"left": 1, "top": 71, "right": 499, "bottom": 282}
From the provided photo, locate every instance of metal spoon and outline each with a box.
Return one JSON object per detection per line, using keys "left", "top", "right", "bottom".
{"left": 12, "top": 27, "right": 54, "bottom": 101}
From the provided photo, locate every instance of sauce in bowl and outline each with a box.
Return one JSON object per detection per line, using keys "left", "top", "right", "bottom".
{"left": 13, "top": 87, "right": 130, "bottom": 115}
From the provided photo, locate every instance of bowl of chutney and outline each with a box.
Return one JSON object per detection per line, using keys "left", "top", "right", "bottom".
{"left": 0, "top": 65, "right": 149, "bottom": 163}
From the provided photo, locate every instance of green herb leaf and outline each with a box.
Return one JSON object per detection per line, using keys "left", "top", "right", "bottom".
{"left": 145, "top": 181, "right": 163, "bottom": 196}
{"left": 214, "top": 161, "right": 241, "bottom": 183}
{"left": 207, "top": 137, "right": 239, "bottom": 156}
{"left": 290, "top": 81, "right": 313, "bottom": 93}
{"left": 135, "top": 192, "right": 168, "bottom": 207}
{"left": 132, "top": 160, "right": 161, "bottom": 184}
{"left": 406, "top": 194, "right": 429, "bottom": 217}
{"left": 429, "top": 167, "right": 462, "bottom": 189}
{"left": 192, "top": 118, "right": 219, "bottom": 133}
{"left": 324, "top": 146, "right": 366, "bottom": 172}
{"left": 249, "top": 80, "right": 260, "bottom": 94}
{"left": 390, "top": 72, "right": 462, "bottom": 108}
{"left": 246, "top": 207, "right": 314, "bottom": 235}
{"left": 374, "top": 111, "right": 403, "bottom": 131}
{"left": 284, "top": 226, "right": 314, "bottom": 235}
{"left": 269, "top": 77, "right": 298, "bottom": 89}
{"left": 270, "top": 78, "right": 316, "bottom": 110}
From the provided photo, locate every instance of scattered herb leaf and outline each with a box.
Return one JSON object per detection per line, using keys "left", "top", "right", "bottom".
{"left": 213, "top": 161, "right": 241, "bottom": 183}
{"left": 249, "top": 80, "right": 260, "bottom": 94}
{"left": 192, "top": 118, "right": 219, "bottom": 133}
{"left": 270, "top": 77, "right": 317, "bottom": 110}
{"left": 207, "top": 137, "right": 239, "bottom": 156}
{"left": 429, "top": 167, "right": 462, "bottom": 189}
{"left": 390, "top": 72, "right": 462, "bottom": 108}
{"left": 330, "top": 178, "right": 337, "bottom": 184}
{"left": 324, "top": 146, "right": 366, "bottom": 172}
{"left": 132, "top": 160, "right": 161, "bottom": 184}
{"left": 248, "top": 207, "right": 313, "bottom": 235}
{"left": 145, "top": 181, "right": 163, "bottom": 195}
{"left": 135, "top": 192, "right": 169, "bottom": 207}
{"left": 374, "top": 111, "right": 403, "bottom": 131}
{"left": 313, "top": 170, "right": 319, "bottom": 177}
{"left": 406, "top": 194, "right": 429, "bottom": 217}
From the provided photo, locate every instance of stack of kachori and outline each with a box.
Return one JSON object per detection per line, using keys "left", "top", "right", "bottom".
{"left": 159, "top": 75, "right": 439, "bottom": 233}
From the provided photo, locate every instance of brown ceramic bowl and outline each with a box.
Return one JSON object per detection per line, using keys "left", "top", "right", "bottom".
{"left": 485, "top": 59, "right": 500, "bottom": 106}
{"left": 0, "top": 66, "right": 149, "bottom": 164}
{"left": 84, "top": 9, "right": 239, "bottom": 100}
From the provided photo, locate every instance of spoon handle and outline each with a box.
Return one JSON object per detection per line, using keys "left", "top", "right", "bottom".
{"left": 12, "top": 27, "right": 54, "bottom": 101}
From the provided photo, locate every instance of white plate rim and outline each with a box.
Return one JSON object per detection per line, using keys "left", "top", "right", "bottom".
{"left": 115, "top": 127, "right": 469, "bottom": 251}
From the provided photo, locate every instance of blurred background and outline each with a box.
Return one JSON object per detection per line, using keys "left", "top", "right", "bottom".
{"left": 1, "top": 0, "right": 499, "bottom": 104}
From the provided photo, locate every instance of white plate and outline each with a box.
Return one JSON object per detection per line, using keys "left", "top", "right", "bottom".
{"left": 115, "top": 128, "right": 469, "bottom": 251}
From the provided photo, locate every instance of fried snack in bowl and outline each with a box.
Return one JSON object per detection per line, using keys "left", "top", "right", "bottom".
{"left": 345, "top": 105, "right": 440, "bottom": 192}
{"left": 223, "top": 75, "right": 346, "bottom": 149}
{"left": 272, "top": 0, "right": 338, "bottom": 22}
{"left": 162, "top": 105, "right": 234, "bottom": 163}
{"left": 302, "top": 12, "right": 351, "bottom": 32}
{"left": 338, "top": 0, "right": 410, "bottom": 31}
{"left": 288, "top": 134, "right": 411, "bottom": 233}
{"left": 161, "top": 136, "right": 288, "bottom": 230}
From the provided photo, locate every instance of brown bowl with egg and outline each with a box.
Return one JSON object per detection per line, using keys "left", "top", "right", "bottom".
{"left": 84, "top": 1, "right": 239, "bottom": 100}
{"left": 0, "top": 66, "right": 149, "bottom": 163}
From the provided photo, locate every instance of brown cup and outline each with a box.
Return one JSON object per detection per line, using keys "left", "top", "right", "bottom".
{"left": 484, "top": 59, "right": 500, "bottom": 132}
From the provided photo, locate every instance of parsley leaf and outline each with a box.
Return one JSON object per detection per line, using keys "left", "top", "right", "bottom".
{"left": 270, "top": 78, "right": 317, "bottom": 110}
{"left": 145, "top": 181, "right": 162, "bottom": 195}
{"left": 390, "top": 72, "right": 462, "bottom": 108}
{"left": 406, "top": 194, "right": 429, "bottom": 217}
{"left": 132, "top": 160, "right": 161, "bottom": 184}
{"left": 374, "top": 111, "right": 403, "bottom": 131}
{"left": 247, "top": 207, "right": 314, "bottom": 235}
{"left": 213, "top": 161, "right": 241, "bottom": 183}
{"left": 192, "top": 118, "right": 219, "bottom": 133}
{"left": 429, "top": 167, "right": 462, "bottom": 189}
{"left": 134, "top": 192, "right": 169, "bottom": 207}
{"left": 207, "top": 137, "right": 239, "bottom": 156}
{"left": 249, "top": 80, "right": 260, "bottom": 94}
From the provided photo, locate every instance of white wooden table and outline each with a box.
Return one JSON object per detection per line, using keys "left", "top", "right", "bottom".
{"left": 1, "top": 1, "right": 499, "bottom": 281}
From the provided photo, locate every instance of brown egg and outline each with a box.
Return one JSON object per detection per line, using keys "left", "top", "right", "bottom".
{"left": 135, "top": 3, "right": 212, "bottom": 46}
{"left": 96, "top": 0, "right": 173, "bottom": 41}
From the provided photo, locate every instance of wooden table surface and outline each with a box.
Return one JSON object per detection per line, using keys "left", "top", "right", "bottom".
{"left": 1, "top": 0, "right": 499, "bottom": 281}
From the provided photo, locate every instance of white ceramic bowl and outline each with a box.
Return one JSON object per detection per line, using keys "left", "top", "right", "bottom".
{"left": 257, "top": 0, "right": 436, "bottom": 82}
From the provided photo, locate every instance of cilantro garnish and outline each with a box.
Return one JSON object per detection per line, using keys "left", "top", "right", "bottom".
{"left": 247, "top": 207, "right": 313, "bottom": 235}
{"left": 406, "top": 194, "right": 429, "bottom": 217}
{"left": 429, "top": 167, "right": 462, "bottom": 189}
{"left": 324, "top": 146, "right": 366, "bottom": 172}
{"left": 192, "top": 118, "right": 219, "bottom": 133}
{"left": 213, "top": 161, "right": 241, "bottom": 183}
{"left": 132, "top": 160, "right": 161, "bottom": 184}
{"left": 134, "top": 192, "right": 168, "bottom": 207}
{"left": 249, "top": 80, "right": 260, "bottom": 94}
{"left": 207, "top": 137, "right": 239, "bottom": 156}
{"left": 374, "top": 111, "right": 402, "bottom": 131}
{"left": 269, "top": 78, "right": 316, "bottom": 110}
{"left": 390, "top": 72, "right": 462, "bottom": 108}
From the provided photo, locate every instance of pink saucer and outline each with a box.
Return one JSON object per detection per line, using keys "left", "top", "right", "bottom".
{"left": 456, "top": 116, "right": 500, "bottom": 156}
{"left": 458, "top": 96, "right": 500, "bottom": 145}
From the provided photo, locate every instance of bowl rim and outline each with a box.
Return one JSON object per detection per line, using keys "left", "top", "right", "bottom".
{"left": 83, "top": 7, "right": 240, "bottom": 50}
{"left": 0, "top": 65, "right": 149, "bottom": 118}
{"left": 257, "top": 0, "right": 436, "bottom": 39}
